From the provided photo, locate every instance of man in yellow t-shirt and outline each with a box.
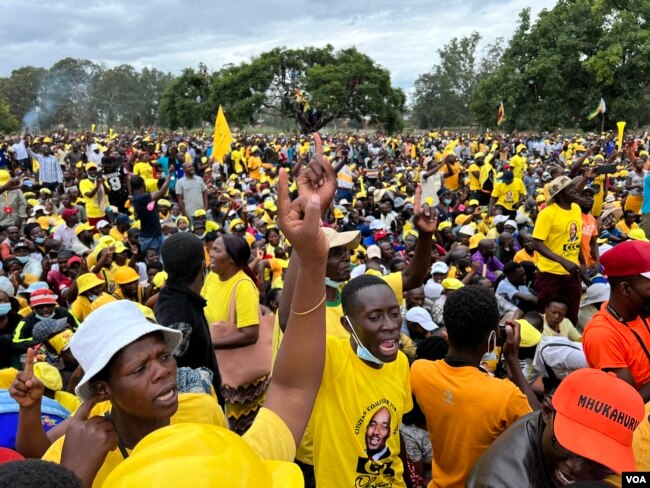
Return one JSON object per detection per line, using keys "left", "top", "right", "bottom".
{"left": 532, "top": 176, "right": 583, "bottom": 325}
{"left": 467, "top": 153, "right": 485, "bottom": 200}
{"left": 439, "top": 154, "right": 462, "bottom": 191}
{"left": 411, "top": 286, "right": 534, "bottom": 488}
{"left": 79, "top": 163, "right": 109, "bottom": 227}
{"left": 489, "top": 170, "right": 526, "bottom": 218}
{"left": 309, "top": 275, "right": 412, "bottom": 487}
{"left": 509, "top": 144, "right": 528, "bottom": 181}
{"left": 247, "top": 146, "right": 263, "bottom": 180}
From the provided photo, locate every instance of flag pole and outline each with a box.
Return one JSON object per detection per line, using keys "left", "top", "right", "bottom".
{"left": 601, "top": 114, "right": 605, "bottom": 135}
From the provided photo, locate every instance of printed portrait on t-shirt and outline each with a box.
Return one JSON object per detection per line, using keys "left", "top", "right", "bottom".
{"left": 568, "top": 222, "right": 578, "bottom": 242}
{"left": 355, "top": 401, "right": 399, "bottom": 484}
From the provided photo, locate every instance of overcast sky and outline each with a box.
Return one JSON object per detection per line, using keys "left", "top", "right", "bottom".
{"left": 2, "top": 0, "right": 557, "bottom": 92}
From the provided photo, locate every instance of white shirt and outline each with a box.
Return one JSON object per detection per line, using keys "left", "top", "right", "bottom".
{"left": 11, "top": 140, "right": 27, "bottom": 160}
{"left": 533, "top": 336, "right": 587, "bottom": 380}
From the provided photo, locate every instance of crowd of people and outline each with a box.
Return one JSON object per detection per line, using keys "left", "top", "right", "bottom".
{"left": 0, "top": 127, "right": 649, "bottom": 486}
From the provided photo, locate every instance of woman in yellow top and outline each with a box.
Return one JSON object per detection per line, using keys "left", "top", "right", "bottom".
{"left": 202, "top": 234, "right": 264, "bottom": 434}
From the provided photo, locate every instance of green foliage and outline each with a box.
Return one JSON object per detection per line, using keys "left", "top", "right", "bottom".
{"left": 412, "top": 32, "right": 504, "bottom": 129}
{"left": 202, "top": 45, "right": 405, "bottom": 133}
{"left": 471, "top": 0, "right": 650, "bottom": 130}
{"left": 0, "top": 96, "right": 19, "bottom": 133}
{"left": 0, "top": 58, "right": 173, "bottom": 130}
{"left": 160, "top": 66, "right": 212, "bottom": 129}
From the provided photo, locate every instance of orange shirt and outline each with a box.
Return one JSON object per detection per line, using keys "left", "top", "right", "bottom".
{"left": 581, "top": 213, "right": 599, "bottom": 268}
{"left": 583, "top": 306, "right": 650, "bottom": 388}
{"left": 411, "top": 359, "right": 531, "bottom": 488}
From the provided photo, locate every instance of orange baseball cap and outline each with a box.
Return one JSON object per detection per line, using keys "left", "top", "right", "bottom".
{"left": 552, "top": 368, "right": 644, "bottom": 474}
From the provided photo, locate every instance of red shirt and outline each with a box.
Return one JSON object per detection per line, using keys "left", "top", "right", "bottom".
{"left": 583, "top": 304, "right": 650, "bottom": 387}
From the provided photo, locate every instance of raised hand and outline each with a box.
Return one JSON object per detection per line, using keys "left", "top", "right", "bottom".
{"left": 412, "top": 185, "right": 438, "bottom": 234}
{"left": 9, "top": 347, "right": 44, "bottom": 410}
{"left": 296, "top": 133, "right": 337, "bottom": 216}
{"left": 277, "top": 168, "right": 329, "bottom": 261}
{"left": 502, "top": 319, "right": 522, "bottom": 362}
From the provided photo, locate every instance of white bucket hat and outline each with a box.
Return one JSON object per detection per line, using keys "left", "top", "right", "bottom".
{"left": 70, "top": 300, "right": 182, "bottom": 401}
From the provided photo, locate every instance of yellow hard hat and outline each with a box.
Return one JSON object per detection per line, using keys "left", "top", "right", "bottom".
{"left": 114, "top": 267, "right": 140, "bottom": 285}
{"left": 102, "top": 423, "right": 303, "bottom": 487}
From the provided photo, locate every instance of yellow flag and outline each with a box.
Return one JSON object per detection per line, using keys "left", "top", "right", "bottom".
{"left": 91, "top": 124, "right": 96, "bottom": 133}
{"left": 213, "top": 105, "right": 234, "bottom": 163}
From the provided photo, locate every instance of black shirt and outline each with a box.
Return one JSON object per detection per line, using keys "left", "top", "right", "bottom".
{"left": 155, "top": 282, "right": 222, "bottom": 402}
{"left": 468, "top": 411, "right": 554, "bottom": 488}
{"left": 133, "top": 192, "right": 162, "bottom": 238}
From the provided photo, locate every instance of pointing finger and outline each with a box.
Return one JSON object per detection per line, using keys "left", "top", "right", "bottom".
{"left": 24, "top": 347, "right": 35, "bottom": 378}
{"left": 313, "top": 133, "right": 323, "bottom": 155}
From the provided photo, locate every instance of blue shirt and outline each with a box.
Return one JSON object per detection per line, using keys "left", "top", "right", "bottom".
{"left": 642, "top": 173, "right": 650, "bottom": 214}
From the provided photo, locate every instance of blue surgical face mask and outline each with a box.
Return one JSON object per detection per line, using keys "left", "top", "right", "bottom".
{"left": 345, "top": 316, "right": 384, "bottom": 366}
{"left": 87, "top": 294, "right": 98, "bottom": 302}
{"left": 35, "top": 237, "right": 45, "bottom": 244}
{"left": 0, "top": 303, "right": 12, "bottom": 316}
{"left": 325, "top": 277, "right": 343, "bottom": 289}
{"left": 35, "top": 312, "right": 53, "bottom": 321}
{"left": 16, "top": 256, "right": 30, "bottom": 264}
{"left": 443, "top": 198, "right": 452, "bottom": 206}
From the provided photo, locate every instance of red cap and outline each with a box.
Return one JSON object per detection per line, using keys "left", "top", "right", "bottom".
{"left": 601, "top": 240, "right": 650, "bottom": 278}
{"left": 552, "top": 368, "right": 644, "bottom": 474}
{"left": 66, "top": 256, "right": 82, "bottom": 267}
{"left": 373, "top": 230, "right": 390, "bottom": 242}
{"left": 29, "top": 288, "right": 58, "bottom": 307}
{"left": 61, "top": 208, "right": 79, "bottom": 219}
{"left": 0, "top": 447, "right": 24, "bottom": 464}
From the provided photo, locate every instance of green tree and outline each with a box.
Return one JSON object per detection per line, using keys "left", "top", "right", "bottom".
{"left": 0, "top": 66, "right": 48, "bottom": 126}
{"left": 0, "top": 96, "right": 19, "bottom": 133}
{"left": 202, "top": 45, "right": 405, "bottom": 133}
{"left": 471, "top": 0, "right": 650, "bottom": 130}
{"left": 95, "top": 64, "right": 140, "bottom": 127}
{"left": 412, "top": 32, "right": 502, "bottom": 129}
{"left": 160, "top": 66, "right": 211, "bottom": 129}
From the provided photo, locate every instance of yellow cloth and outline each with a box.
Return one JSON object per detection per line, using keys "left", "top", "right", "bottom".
{"left": 509, "top": 154, "right": 527, "bottom": 180}
{"left": 532, "top": 203, "right": 582, "bottom": 275}
{"left": 42, "top": 393, "right": 228, "bottom": 488}
{"left": 70, "top": 295, "right": 93, "bottom": 323}
{"left": 411, "top": 360, "right": 531, "bottom": 488}
{"left": 79, "top": 179, "right": 107, "bottom": 218}
{"left": 468, "top": 163, "right": 482, "bottom": 191}
{"left": 133, "top": 162, "right": 154, "bottom": 180}
{"left": 542, "top": 317, "right": 582, "bottom": 342}
{"left": 109, "top": 227, "right": 127, "bottom": 243}
{"left": 632, "top": 402, "right": 650, "bottom": 473}
{"left": 201, "top": 270, "right": 260, "bottom": 326}
{"left": 54, "top": 391, "right": 81, "bottom": 413}
{"left": 592, "top": 175, "right": 606, "bottom": 217}
{"left": 310, "top": 336, "right": 412, "bottom": 487}
{"left": 231, "top": 149, "right": 245, "bottom": 174}
{"left": 513, "top": 249, "right": 539, "bottom": 265}
{"left": 625, "top": 195, "right": 643, "bottom": 214}
{"left": 0, "top": 367, "right": 18, "bottom": 388}
{"left": 440, "top": 163, "right": 462, "bottom": 191}
{"left": 615, "top": 221, "right": 639, "bottom": 234}
{"left": 247, "top": 156, "right": 262, "bottom": 180}
{"left": 491, "top": 180, "right": 526, "bottom": 211}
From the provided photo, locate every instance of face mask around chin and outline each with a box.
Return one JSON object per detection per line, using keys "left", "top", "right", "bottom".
{"left": 345, "top": 316, "right": 384, "bottom": 366}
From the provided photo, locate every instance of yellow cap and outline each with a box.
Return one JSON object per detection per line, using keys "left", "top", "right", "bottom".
{"left": 102, "top": 423, "right": 303, "bottom": 488}
{"left": 438, "top": 221, "right": 452, "bottom": 231}
{"left": 194, "top": 209, "right": 207, "bottom": 218}
{"left": 48, "top": 329, "right": 74, "bottom": 355}
{"left": 33, "top": 362, "right": 62, "bottom": 391}
{"left": 77, "top": 273, "right": 105, "bottom": 294}
{"left": 153, "top": 271, "right": 168, "bottom": 289}
{"left": 469, "top": 232, "right": 486, "bottom": 250}
{"left": 75, "top": 223, "right": 95, "bottom": 236}
{"left": 517, "top": 319, "right": 542, "bottom": 347}
{"left": 333, "top": 208, "right": 344, "bottom": 219}
{"left": 158, "top": 199, "right": 171, "bottom": 207}
{"left": 628, "top": 228, "right": 649, "bottom": 242}
{"left": 441, "top": 278, "right": 464, "bottom": 290}
{"left": 114, "top": 267, "right": 140, "bottom": 285}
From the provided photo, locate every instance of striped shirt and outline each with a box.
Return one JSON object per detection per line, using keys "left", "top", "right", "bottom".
{"left": 28, "top": 150, "right": 63, "bottom": 183}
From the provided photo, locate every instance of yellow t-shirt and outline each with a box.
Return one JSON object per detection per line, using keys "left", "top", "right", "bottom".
{"left": 440, "top": 163, "right": 461, "bottom": 190}
{"left": 616, "top": 221, "right": 639, "bottom": 234}
{"left": 509, "top": 154, "right": 527, "bottom": 180}
{"left": 513, "top": 249, "right": 539, "bottom": 265}
{"left": 133, "top": 162, "right": 154, "bottom": 181}
{"left": 231, "top": 149, "right": 245, "bottom": 174}
{"left": 79, "top": 179, "right": 107, "bottom": 219}
{"left": 42, "top": 393, "right": 228, "bottom": 488}
{"left": 468, "top": 163, "right": 482, "bottom": 191}
{"left": 310, "top": 336, "right": 412, "bottom": 488}
{"left": 491, "top": 179, "right": 526, "bottom": 210}
{"left": 411, "top": 360, "right": 532, "bottom": 488}
{"left": 0, "top": 367, "right": 18, "bottom": 388}
{"left": 70, "top": 295, "right": 93, "bottom": 323}
{"left": 532, "top": 203, "right": 582, "bottom": 275}
{"left": 54, "top": 391, "right": 82, "bottom": 413}
{"left": 109, "top": 227, "right": 127, "bottom": 243}
{"left": 201, "top": 270, "right": 260, "bottom": 326}
{"left": 591, "top": 175, "right": 606, "bottom": 217}
{"left": 248, "top": 156, "right": 262, "bottom": 180}
{"left": 542, "top": 317, "right": 582, "bottom": 342}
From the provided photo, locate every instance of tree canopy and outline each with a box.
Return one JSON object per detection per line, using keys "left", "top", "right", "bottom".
{"left": 161, "top": 45, "right": 406, "bottom": 133}
{"left": 471, "top": 0, "right": 650, "bottom": 131}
